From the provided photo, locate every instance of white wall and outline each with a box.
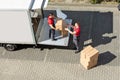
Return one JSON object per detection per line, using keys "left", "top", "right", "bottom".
{"left": 0, "top": 10, "right": 36, "bottom": 44}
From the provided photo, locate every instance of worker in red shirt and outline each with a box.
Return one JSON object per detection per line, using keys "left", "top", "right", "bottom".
{"left": 65, "top": 22, "right": 81, "bottom": 53}
{"left": 47, "top": 13, "right": 57, "bottom": 41}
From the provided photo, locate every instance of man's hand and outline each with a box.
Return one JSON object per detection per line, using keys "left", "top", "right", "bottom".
{"left": 51, "top": 27, "right": 55, "bottom": 30}
{"left": 49, "top": 24, "right": 56, "bottom": 30}
{"left": 65, "top": 28, "right": 74, "bottom": 35}
{"left": 65, "top": 28, "right": 69, "bottom": 31}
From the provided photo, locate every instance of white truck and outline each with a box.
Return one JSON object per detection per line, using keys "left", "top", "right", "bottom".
{"left": 0, "top": 0, "right": 72, "bottom": 51}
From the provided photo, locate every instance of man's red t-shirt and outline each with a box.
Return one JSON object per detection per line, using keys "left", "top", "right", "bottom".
{"left": 48, "top": 16, "right": 54, "bottom": 25}
{"left": 73, "top": 26, "right": 80, "bottom": 37}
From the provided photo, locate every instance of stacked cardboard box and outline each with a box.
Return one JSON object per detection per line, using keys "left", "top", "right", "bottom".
{"left": 55, "top": 19, "right": 68, "bottom": 37}
{"left": 80, "top": 45, "right": 99, "bottom": 70}
{"left": 32, "top": 18, "right": 38, "bottom": 33}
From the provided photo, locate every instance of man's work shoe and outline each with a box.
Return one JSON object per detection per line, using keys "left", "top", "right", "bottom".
{"left": 52, "top": 39, "right": 57, "bottom": 41}
{"left": 75, "top": 50, "right": 80, "bottom": 54}
{"left": 73, "top": 47, "right": 77, "bottom": 50}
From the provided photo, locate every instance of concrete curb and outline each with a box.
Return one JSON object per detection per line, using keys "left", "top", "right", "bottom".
{"left": 48, "top": 2, "right": 118, "bottom": 8}
{"left": 46, "top": 3, "right": 118, "bottom": 12}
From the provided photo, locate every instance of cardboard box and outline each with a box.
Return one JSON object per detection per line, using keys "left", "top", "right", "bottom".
{"left": 55, "top": 19, "right": 68, "bottom": 37}
{"left": 55, "top": 19, "right": 67, "bottom": 31}
{"left": 80, "top": 57, "right": 98, "bottom": 70}
{"left": 80, "top": 45, "right": 93, "bottom": 55}
{"left": 60, "top": 30, "right": 68, "bottom": 37}
{"left": 80, "top": 45, "right": 99, "bottom": 70}
{"left": 32, "top": 18, "right": 39, "bottom": 33}
{"left": 80, "top": 45, "right": 93, "bottom": 62}
{"left": 85, "top": 49, "right": 99, "bottom": 61}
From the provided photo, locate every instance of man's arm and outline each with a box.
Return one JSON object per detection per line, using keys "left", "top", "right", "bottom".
{"left": 49, "top": 24, "right": 56, "bottom": 30}
{"left": 65, "top": 28, "right": 76, "bottom": 35}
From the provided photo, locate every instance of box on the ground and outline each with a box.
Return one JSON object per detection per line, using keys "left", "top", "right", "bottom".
{"left": 55, "top": 18, "right": 68, "bottom": 37}
{"left": 80, "top": 45, "right": 99, "bottom": 70}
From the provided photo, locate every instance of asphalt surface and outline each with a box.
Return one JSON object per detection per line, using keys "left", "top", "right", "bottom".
{"left": 0, "top": 5, "right": 120, "bottom": 80}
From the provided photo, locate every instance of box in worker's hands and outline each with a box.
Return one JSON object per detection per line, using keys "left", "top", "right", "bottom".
{"left": 55, "top": 18, "right": 67, "bottom": 30}
{"left": 55, "top": 18, "right": 68, "bottom": 37}
{"left": 80, "top": 45, "right": 99, "bottom": 70}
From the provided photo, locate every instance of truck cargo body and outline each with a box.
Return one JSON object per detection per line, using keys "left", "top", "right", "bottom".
{"left": 0, "top": 10, "right": 36, "bottom": 44}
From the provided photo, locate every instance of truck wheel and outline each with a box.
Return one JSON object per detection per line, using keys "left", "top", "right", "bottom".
{"left": 4, "top": 44, "right": 17, "bottom": 51}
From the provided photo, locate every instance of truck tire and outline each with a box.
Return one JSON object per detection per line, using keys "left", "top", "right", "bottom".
{"left": 4, "top": 44, "right": 17, "bottom": 51}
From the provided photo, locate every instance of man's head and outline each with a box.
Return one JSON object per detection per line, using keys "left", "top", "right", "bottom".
{"left": 75, "top": 22, "right": 80, "bottom": 27}
{"left": 49, "top": 13, "right": 54, "bottom": 18}
{"left": 49, "top": 12, "right": 54, "bottom": 16}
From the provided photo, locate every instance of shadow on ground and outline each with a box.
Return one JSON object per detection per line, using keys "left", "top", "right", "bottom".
{"left": 97, "top": 51, "right": 117, "bottom": 66}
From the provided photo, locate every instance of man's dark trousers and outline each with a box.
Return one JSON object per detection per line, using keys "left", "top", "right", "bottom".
{"left": 49, "top": 29, "right": 55, "bottom": 40}
{"left": 73, "top": 35, "right": 80, "bottom": 51}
